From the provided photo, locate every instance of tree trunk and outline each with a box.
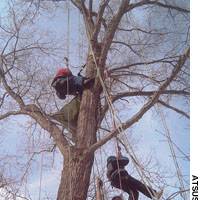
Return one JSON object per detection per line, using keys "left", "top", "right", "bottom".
{"left": 57, "top": 150, "right": 94, "bottom": 200}
{"left": 57, "top": 44, "right": 102, "bottom": 200}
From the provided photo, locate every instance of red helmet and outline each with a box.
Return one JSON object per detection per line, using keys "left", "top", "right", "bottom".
{"left": 55, "top": 67, "right": 72, "bottom": 78}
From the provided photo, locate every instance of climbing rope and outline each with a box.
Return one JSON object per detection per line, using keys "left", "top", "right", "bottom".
{"left": 156, "top": 105, "right": 187, "bottom": 200}
{"left": 118, "top": 135, "right": 159, "bottom": 199}
{"left": 38, "top": 149, "right": 44, "bottom": 200}
{"left": 66, "top": 2, "right": 73, "bottom": 200}
{"left": 82, "top": 15, "right": 160, "bottom": 199}
{"left": 114, "top": 136, "right": 124, "bottom": 198}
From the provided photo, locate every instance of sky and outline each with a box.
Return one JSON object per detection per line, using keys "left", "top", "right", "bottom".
{"left": 0, "top": 0, "right": 196, "bottom": 200}
{"left": 0, "top": 1, "right": 7, "bottom": 16}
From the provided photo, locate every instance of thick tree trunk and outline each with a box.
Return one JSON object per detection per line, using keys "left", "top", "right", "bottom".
{"left": 57, "top": 44, "right": 102, "bottom": 200}
{"left": 57, "top": 151, "right": 94, "bottom": 200}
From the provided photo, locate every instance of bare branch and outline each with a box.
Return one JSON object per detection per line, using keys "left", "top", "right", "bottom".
{"left": 91, "top": 11, "right": 107, "bottom": 30}
{"left": 109, "top": 56, "right": 179, "bottom": 73}
{"left": 158, "top": 100, "right": 189, "bottom": 119}
{"left": 0, "top": 92, "right": 8, "bottom": 108}
{"left": 100, "top": 90, "right": 189, "bottom": 122}
{"left": 126, "top": 0, "right": 189, "bottom": 13}
{"left": 112, "top": 90, "right": 189, "bottom": 100}
{"left": 71, "top": 0, "right": 95, "bottom": 35}
{"left": 22, "top": 104, "right": 69, "bottom": 156}
{"left": 92, "top": 0, "right": 110, "bottom": 41}
{"left": 111, "top": 71, "right": 165, "bottom": 84}
{"left": 88, "top": 48, "right": 189, "bottom": 153}
{"left": 0, "top": 62, "right": 25, "bottom": 108}
{"left": 100, "top": 0, "right": 130, "bottom": 66}
{"left": 89, "top": 0, "right": 93, "bottom": 15}
{"left": 166, "top": 189, "right": 190, "bottom": 199}
{"left": 112, "top": 40, "right": 141, "bottom": 57}
{"left": 0, "top": 110, "right": 27, "bottom": 121}
{"left": 117, "top": 26, "right": 168, "bottom": 35}
{"left": 71, "top": 0, "right": 83, "bottom": 10}
{"left": 0, "top": 103, "right": 69, "bottom": 156}
{"left": 120, "top": 48, "right": 189, "bottom": 128}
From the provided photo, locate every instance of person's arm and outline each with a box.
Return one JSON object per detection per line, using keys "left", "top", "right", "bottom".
{"left": 118, "top": 156, "right": 129, "bottom": 167}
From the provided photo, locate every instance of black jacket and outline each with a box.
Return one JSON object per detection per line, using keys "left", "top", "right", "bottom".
{"left": 51, "top": 75, "right": 84, "bottom": 99}
{"left": 106, "top": 156, "right": 129, "bottom": 181}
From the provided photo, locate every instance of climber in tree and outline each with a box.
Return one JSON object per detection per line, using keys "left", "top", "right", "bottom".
{"left": 51, "top": 65, "right": 94, "bottom": 99}
{"left": 106, "top": 155, "right": 163, "bottom": 200}
{"left": 50, "top": 63, "right": 94, "bottom": 135}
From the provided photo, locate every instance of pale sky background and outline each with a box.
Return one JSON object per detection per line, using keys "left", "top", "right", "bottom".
{"left": 0, "top": 0, "right": 197, "bottom": 200}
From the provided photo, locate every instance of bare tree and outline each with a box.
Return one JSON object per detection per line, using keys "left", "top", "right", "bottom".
{"left": 0, "top": 0, "right": 189, "bottom": 200}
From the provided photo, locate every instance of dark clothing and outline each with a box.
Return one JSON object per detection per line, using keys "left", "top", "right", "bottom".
{"left": 112, "top": 196, "right": 123, "bottom": 200}
{"left": 107, "top": 156, "right": 157, "bottom": 200}
{"left": 107, "top": 156, "right": 129, "bottom": 180}
{"left": 52, "top": 75, "right": 84, "bottom": 98}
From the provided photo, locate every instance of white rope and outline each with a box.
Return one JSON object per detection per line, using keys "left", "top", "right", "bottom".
{"left": 66, "top": 2, "right": 73, "bottom": 200}
{"left": 119, "top": 135, "right": 159, "bottom": 199}
{"left": 157, "top": 106, "right": 187, "bottom": 200}
{"left": 38, "top": 151, "right": 44, "bottom": 200}
{"left": 83, "top": 20, "right": 159, "bottom": 198}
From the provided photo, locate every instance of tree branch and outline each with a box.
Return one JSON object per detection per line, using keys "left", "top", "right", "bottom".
{"left": 166, "top": 189, "right": 190, "bottom": 199}
{"left": 0, "top": 92, "right": 8, "bottom": 108}
{"left": 112, "top": 40, "right": 141, "bottom": 56}
{"left": 22, "top": 104, "right": 69, "bottom": 156}
{"left": 112, "top": 90, "right": 189, "bottom": 100}
{"left": 126, "top": 0, "right": 189, "bottom": 13}
{"left": 0, "top": 104, "right": 69, "bottom": 156}
{"left": 109, "top": 56, "right": 179, "bottom": 73}
{"left": 92, "top": 0, "right": 110, "bottom": 42}
{"left": 100, "top": 90, "right": 189, "bottom": 121}
{"left": 99, "top": 0, "right": 130, "bottom": 67}
{"left": 89, "top": 0, "right": 93, "bottom": 15}
{"left": 71, "top": 0, "right": 83, "bottom": 10}
{"left": 71, "top": 0, "right": 95, "bottom": 36}
{"left": 0, "top": 62, "right": 25, "bottom": 108}
{"left": 88, "top": 48, "right": 189, "bottom": 153}
{"left": 158, "top": 100, "right": 189, "bottom": 119}
{"left": 0, "top": 110, "right": 27, "bottom": 121}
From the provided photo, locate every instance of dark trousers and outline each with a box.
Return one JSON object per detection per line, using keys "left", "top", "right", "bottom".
{"left": 111, "top": 173, "right": 157, "bottom": 200}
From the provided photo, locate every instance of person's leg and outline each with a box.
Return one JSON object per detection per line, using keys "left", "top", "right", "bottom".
{"left": 111, "top": 177, "right": 139, "bottom": 200}
{"left": 127, "top": 175, "right": 157, "bottom": 199}
{"left": 128, "top": 189, "right": 139, "bottom": 200}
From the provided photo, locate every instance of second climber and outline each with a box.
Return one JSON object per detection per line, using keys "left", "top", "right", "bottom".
{"left": 106, "top": 155, "right": 163, "bottom": 200}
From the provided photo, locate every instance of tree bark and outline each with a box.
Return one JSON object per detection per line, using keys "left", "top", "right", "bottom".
{"left": 57, "top": 150, "right": 94, "bottom": 200}
{"left": 57, "top": 44, "right": 102, "bottom": 200}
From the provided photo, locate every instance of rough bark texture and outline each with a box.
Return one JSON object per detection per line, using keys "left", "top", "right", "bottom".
{"left": 57, "top": 44, "right": 101, "bottom": 200}
{"left": 57, "top": 150, "right": 94, "bottom": 200}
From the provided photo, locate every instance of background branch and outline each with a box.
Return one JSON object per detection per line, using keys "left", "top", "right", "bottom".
{"left": 89, "top": 48, "right": 189, "bottom": 153}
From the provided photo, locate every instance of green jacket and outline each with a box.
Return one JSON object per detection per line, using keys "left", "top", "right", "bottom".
{"left": 51, "top": 97, "right": 80, "bottom": 133}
